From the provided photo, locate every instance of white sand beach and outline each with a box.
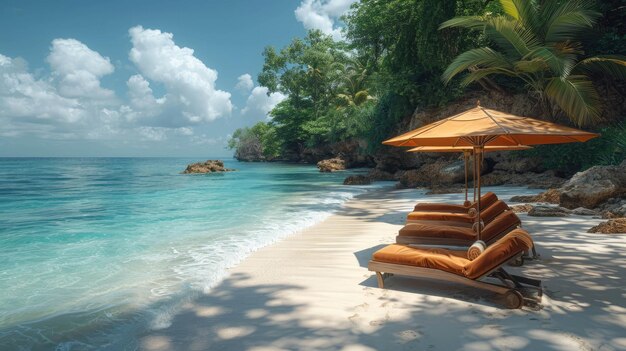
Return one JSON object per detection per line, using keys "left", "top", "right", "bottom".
{"left": 139, "top": 186, "right": 626, "bottom": 351}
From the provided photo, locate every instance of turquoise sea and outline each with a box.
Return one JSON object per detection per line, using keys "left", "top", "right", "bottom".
{"left": 0, "top": 158, "right": 379, "bottom": 350}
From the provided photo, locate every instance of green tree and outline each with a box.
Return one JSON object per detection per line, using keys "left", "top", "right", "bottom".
{"left": 258, "top": 30, "right": 350, "bottom": 150}
{"left": 441, "top": 0, "right": 626, "bottom": 126}
{"left": 228, "top": 122, "right": 280, "bottom": 160}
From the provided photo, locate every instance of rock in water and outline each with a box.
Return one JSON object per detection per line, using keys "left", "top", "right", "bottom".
{"left": 559, "top": 161, "right": 626, "bottom": 209}
{"left": 588, "top": 218, "right": 626, "bottom": 234}
{"left": 182, "top": 160, "right": 235, "bottom": 174}
{"left": 343, "top": 175, "right": 371, "bottom": 185}
{"left": 317, "top": 158, "right": 346, "bottom": 172}
{"left": 528, "top": 205, "right": 571, "bottom": 217}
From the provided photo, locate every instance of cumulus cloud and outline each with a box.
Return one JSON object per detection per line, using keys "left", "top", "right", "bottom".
{"left": 0, "top": 26, "right": 258, "bottom": 152}
{"left": 47, "top": 39, "right": 115, "bottom": 100}
{"left": 0, "top": 54, "right": 84, "bottom": 124}
{"left": 241, "top": 86, "right": 287, "bottom": 119}
{"left": 235, "top": 73, "right": 254, "bottom": 93}
{"left": 128, "top": 26, "right": 232, "bottom": 126}
{"left": 295, "top": 0, "right": 357, "bottom": 40}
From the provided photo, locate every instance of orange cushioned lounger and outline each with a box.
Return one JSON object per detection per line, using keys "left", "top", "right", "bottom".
{"left": 368, "top": 229, "right": 542, "bottom": 309}
{"left": 412, "top": 191, "right": 498, "bottom": 213}
{"left": 397, "top": 211, "right": 521, "bottom": 247}
{"left": 406, "top": 199, "right": 510, "bottom": 227}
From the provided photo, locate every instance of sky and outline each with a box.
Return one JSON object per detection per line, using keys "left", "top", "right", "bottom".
{"left": 0, "top": 0, "right": 357, "bottom": 157}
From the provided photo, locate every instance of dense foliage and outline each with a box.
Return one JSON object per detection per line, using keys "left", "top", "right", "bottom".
{"left": 229, "top": 0, "right": 625, "bottom": 171}
{"left": 441, "top": 0, "right": 626, "bottom": 126}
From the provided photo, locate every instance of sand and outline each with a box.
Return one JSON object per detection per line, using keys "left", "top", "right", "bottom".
{"left": 139, "top": 186, "right": 626, "bottom": 351}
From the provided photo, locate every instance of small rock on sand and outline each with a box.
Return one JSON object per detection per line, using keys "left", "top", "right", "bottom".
{"left": 528, "top": 205, "right": 570, "bottom": 217}
{"left": 588, "top": 218, "right": 626, "bottom": 233}
{"left": 510, "top": 204, "right": 534, "bottom": 213}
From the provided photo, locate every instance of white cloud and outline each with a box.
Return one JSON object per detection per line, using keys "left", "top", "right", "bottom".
{"left": 125, "top": 74, "right": 164, "bottom": 121}
{"left": 241, "top": 86, "right": 287, "bottom": 119}
{"left": 295, "top": 0, "right": 357, "bottom": 40}
{"left": 128, "top": 26, "right": 232, "bottom": 126}
{"left": 0, "top": 54, "right": 84, "bottom": 124}
{"left": 235, "top": 73, "right": 254, "bottom": 93}
{"left": 47, "top": 39, "right": 115, "bottom": 100}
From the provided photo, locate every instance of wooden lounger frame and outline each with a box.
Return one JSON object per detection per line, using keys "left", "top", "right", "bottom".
{"left": 368, "top": 253, "right": 542, "bottom": 309}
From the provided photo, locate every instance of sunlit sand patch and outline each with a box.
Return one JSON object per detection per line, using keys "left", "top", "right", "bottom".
{"left": 245, "top": 308, "right": 269, "bottom": 319}
{"left": 215, "top": 326, "right": 255, "bottom": 340}
{"left": 140, "top": 335, "right": 171, "bottom": 351}
{"left": 194, "top": 305, "right": 225, "bottom": 317}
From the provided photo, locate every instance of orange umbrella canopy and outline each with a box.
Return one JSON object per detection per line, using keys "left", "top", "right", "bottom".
{"left": 384, "top": 104, "right": 598, "bottom": 148}
{"left": 407, "top": 145, "right": 532, "bottom": 153}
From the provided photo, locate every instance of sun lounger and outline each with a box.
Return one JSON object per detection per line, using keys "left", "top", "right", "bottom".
{"left": 406, "top": 199, "right": 510, "bottom": 227}
{"left": 412, "top": 191, "right": 498, "bottom": 213}
{"left": 397, "top": 210, "right": 521, "bottom": 246}
{"left": 368, "top": 229, "right": 542, "bottom": 308}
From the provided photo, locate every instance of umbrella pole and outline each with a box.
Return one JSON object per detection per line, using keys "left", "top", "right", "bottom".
{"left": 472, "top": 151, "right": 477, "bottom": 203}
{"left": 463, "top": 151, "right": 469, "bottom": 206}
{"left": 475, "top": 146, "right": 484, "bottom": 241}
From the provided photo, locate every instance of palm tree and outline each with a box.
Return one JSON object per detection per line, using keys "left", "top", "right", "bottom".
{"left": 336, "top": 59, "right": 374, "bottom": 108}
{"left": 440, "top": 0, "right": 626, "bottom": 126}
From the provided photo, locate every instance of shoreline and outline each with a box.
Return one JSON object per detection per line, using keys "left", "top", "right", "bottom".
{"left": 138, "top": 186, "right": 625, "bottom": 351}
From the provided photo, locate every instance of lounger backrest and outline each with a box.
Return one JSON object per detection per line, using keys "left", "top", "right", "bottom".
{"left": 481, "top": 211, "right": 521, "bottom": 243}
{"left": 479, "top": 200, "right": 509, "bottom": 224}
{"left": 479, "top": 192, "right": 498, "bottom": 209}
{"left": 463, "top": 229, "right": 533, "bottom": 280}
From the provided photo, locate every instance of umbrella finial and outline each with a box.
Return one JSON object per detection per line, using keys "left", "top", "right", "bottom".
{"left": 476, "top": 100, "right": 481, "bottom": 107}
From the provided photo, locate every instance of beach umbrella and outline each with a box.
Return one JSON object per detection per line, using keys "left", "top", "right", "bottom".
{"left": 407, "top": 145, "right": 531, "bottom": 206}
{"left": 385, "top": 102, "right": 598, "bottom": 240}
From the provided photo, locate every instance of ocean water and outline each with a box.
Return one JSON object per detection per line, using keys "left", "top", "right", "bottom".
{"left": 0, "top": 158, "right": 380, "bottom": 350}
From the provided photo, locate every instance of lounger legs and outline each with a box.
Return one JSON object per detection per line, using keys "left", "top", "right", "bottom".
{"left": 376, "top": 272, "right": 385, "bottom": 288}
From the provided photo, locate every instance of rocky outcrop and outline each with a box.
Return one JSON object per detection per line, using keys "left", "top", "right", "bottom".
{"left": 396, "top": 160, "right": 450, "bottom": 188}
{"left": 510, "top": 188, "right": 561, "bottom": 204}
{"left": 317, "top": 158, "right": 346, "bottom": 172}
{"left": 559, "top": 161, "right": 626, "bottom": 209}
{"left": 528, "top": 205, "right": 571, "bottom": 217}
{"left": 510, "top": 204, "right": 534, "bottom": 213}
{"left": 343, "top": 175, "right": 371, "bottom": 185}
{"left": 480, "top": 170, "right": 566, "bottom": 189}
{"left": 588, "top": 218, "right": 626, "bottom": 234}
{"left": 182, "top": 160, "right": 234, "bottom": 174}
{"left": 492, "top": 156, "right": 545, "bottom": 174}
{"left": 598, "top": 198, "right": 626, "bottom": 218}
{"left": 367, "top": 168, "right": 396, "bottom": 181}
{"left": 571, "top": 207, "right": 597, "bottom": 216}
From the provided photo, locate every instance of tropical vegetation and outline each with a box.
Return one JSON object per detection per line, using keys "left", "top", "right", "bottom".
{"left": 229, "top": 0, "right": 625, "bottom": 172}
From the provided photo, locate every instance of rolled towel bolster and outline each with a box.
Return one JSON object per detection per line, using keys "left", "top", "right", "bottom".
{"left": 468, "top": 240, "right": 486, "bottom": 260}
{"left": 472, "top": 220, "right": 485, "bottom": 234}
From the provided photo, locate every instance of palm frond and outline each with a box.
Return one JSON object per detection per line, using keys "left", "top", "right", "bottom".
{"left": 499, "top": 0, "right": 520, "bottom": 19}
{"left": 442, "top": 48, "right": 513, "bottom": 84}
{"left": 439, "top": 16, "right": 488, "bottom": 30}
{"left": 525, "top": 46, "right": 578, "bottom": 77}
{"left": 514, "top": 59, "right": 549, "bottom": 74}
{"left": 542, "top": 0, "right": 600, "bottom": 43}
{"left": 545, "top": 75, "right": 602, "bottom": 126}
{"left": 574, "top": 55, "right": 626, "bottom": 80}
{"left": 460, "top": 67, "right": 518, "bottom": 87}
{"left": 485, "top": 17, "right": 539, "bottom": 57}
